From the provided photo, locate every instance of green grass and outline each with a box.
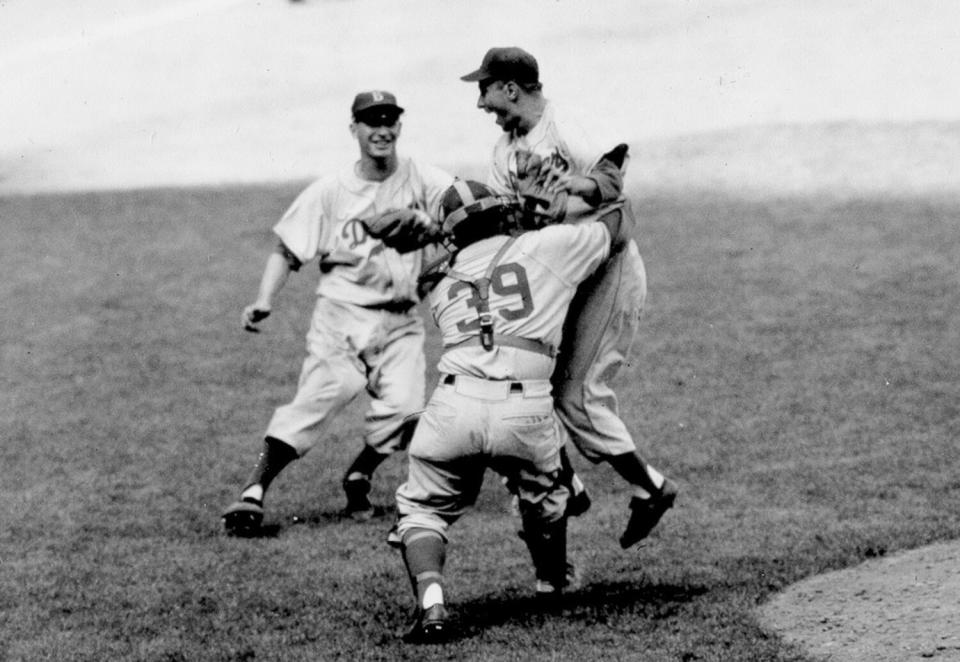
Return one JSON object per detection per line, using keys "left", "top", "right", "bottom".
{"left": 2, "top": 183, "right": 958, "bottom": 661}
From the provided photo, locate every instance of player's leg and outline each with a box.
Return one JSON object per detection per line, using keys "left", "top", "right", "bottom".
{"left": 515, "top": 472, "right": 573, "bottom": 601}
{"left": 553, "top": 232, "right": 677, "bottom": 546}
{"left": 488, "top": 386, "right": 576, "bottom": 597}
{"left": 222, "top": 350, "right": 365, "bottom": 534}
{"left": 399, "top": 527, "right": 449, "bottom": 643}
{"left": 557, "top": 444, "right": 591, "bottom": 516}
{"left": 223, "top": 303, "right": 367, "bottom": 534}
{"left": 345, "top": 313, "right": 426, "bottom": 519}
{"left": 221, "top": 435, "right": 300, "bottom": 535}
{"left": 393, "top": 385, "right": 482, "bottom": 642}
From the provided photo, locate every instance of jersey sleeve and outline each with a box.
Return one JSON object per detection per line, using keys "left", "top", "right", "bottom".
{"left": 530, "top": 222, "right": 611, "bottom": 286}
{"left": 552, "top": 109, "right": 625, "bottom": 207}
{"left": 271, "top": 178, "right": 333, "bottom": 265}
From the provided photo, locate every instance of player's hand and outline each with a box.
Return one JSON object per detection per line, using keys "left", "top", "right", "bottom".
{"left": 242, "top": 304, "right": 271, "bottom": 333}
{"left": 539, "top": 164, "right": 572, "bottom": 195}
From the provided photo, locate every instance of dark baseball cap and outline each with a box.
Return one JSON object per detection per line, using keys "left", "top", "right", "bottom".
{"left": 351, "top": 90, "right": 404, "bottom": 117}
{"left": 460, "top": 47, "right": 539, "bottom": 84}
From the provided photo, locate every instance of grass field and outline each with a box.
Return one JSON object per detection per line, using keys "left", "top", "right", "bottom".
{"left": 3, "top": 183, "right": 959, "bottom": 661}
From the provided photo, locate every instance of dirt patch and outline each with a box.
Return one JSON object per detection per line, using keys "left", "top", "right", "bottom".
{"left": 758, "top": 542, "right": 960, "bottom": 661}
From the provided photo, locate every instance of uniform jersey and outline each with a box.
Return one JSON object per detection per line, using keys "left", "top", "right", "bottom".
{"left": 274, "top": 157, "right": 454, "bottom": 307}
{"left": 486, "top": 99, "right": 647, "bottom": 462}
{"left": 431, "top": 222, "right": 611, "bottom": 382}
{"left": 486, "top": 101, "right": 626, "bottom": 224}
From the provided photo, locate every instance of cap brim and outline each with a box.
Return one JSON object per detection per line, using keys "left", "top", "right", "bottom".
{"left": 460, "top": 69, "right": 489, "bottom": 82}
{"left": 355, "top": 104, "right": 404, "bottom": 115}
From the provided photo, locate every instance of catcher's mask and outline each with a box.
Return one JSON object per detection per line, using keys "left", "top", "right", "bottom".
{"left": 440, "top": 180, "right": 515, "bottom": 249}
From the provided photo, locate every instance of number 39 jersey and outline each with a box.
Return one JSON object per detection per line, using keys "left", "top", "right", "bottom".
{"left": 432, "top": 222, "right": 611, "bottom": 381}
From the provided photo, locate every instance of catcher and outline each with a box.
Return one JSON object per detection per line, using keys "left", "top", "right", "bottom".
{"left": 363, "top": 179, "right": 638, "bottom": 642}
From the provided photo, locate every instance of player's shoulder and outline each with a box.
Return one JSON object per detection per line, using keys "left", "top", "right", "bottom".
{"left": 544, "top": 100, "right": 592, "bottom": 134}
{"left": 517, "top": 222, "right": 607, "bottom": 253}
{"left": 540, "top": 100, "right": 602, "bottom": 165}
{"left": 297, "top": 172, "right": 340, "bottom": 198}
{"left": 403, "top": 156, "right": 455, "bottom": 186}
{"left": 282, "top": 173, "right": 342, "bottom": 220}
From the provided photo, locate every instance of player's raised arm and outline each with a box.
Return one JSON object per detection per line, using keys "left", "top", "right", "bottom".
{"left": 541, "top": 142, "right": 629, "bottom": 207}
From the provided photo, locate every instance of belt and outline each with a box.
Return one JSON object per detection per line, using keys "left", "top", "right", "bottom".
{"left": 441, "top": 373, "right": 524, "bottom": 394}
{"left": 363, "top": 300, "right": 415, "bottom": 314}
{"left": 442, "top": 334, "right": 557, "bottom": 358}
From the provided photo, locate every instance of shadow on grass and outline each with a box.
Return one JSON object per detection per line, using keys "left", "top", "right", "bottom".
{"left": 294, "top": 503, "right": 395, "bottom": 526}
{"left": 449, "top": 578, "right": 710, "bottom": 640}
{"left": 223, "top": 523, "right": 282, "bottom": 539}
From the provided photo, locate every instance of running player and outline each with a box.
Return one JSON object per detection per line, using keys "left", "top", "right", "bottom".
{"left": 221, "top": 91, "right": 454, "bottom": 535}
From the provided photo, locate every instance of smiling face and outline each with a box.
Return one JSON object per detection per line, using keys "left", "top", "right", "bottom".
{"left": 351, "top": 109, "right": 402, "bottom": 163}
{"left": 475, "top": 79, "right": 521, "bottom": 133}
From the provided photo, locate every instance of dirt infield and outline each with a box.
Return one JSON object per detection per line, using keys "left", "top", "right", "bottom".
{"left": 760, "top": 542, "right": 960, "bottom": 661}
{"left": 3, "top": 2, "right": 959, "bottom": 659}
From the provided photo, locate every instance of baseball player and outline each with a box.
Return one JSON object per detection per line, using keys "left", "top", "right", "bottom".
{"left": 221, "top": 91, "right": 454, "bottom": 536}
{"left": 461, "top": 47, "right": 678, "bottom": 549}
{"left": 376, "top": 179, "right": 635, "bottom": 643}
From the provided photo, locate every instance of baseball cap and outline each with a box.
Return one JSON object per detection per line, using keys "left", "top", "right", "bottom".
{"left": 460, "top": 47, "right": 539, "bottom": 84}
{"left": 351, "top": 90, "right": 404, "bottom": 117}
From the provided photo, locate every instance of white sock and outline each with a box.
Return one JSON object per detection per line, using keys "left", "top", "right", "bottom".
{"left": 241, "top": 484, "right": 264, "bottom": 503}
{"left": 633, "top": 466, "right": 665, "bottom": 500}
{"left": 647, "top": 465, "right": 665, "bottom": 489}
{"left": 422, "top": 583, "right": 444, "bottom": 609}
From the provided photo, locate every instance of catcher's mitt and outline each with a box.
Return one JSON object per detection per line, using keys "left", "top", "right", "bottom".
{"left": 513, "top": 149, "right": 569, "bottom": 228}
{"left": 362, "top": 208, "right": 442, "bottom": 253}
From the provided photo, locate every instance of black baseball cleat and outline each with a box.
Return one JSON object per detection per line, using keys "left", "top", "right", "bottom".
{"left": 222, "top": 497, "right": 264, "bottom": 536}
{"left": 402, "top": 603, "right": 449, "bottom": 644}
{"left": 619, "top": 478, "right": 679, "bottom": 549}
{"left": 342, "top": 475, "right": 374, "bottom": 521}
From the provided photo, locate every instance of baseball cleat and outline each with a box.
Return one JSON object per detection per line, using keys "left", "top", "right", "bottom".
{"left": 619, "top": 478, "right": 678, "bottom": 549}
{"left": 343, "top": 475, "right": 374, "bottom": 521}
{"left": 222, "top": 498, "right": 264, "bottom": 536}
{"left": 402, "top": 603, "right": 449, "bottom": 644}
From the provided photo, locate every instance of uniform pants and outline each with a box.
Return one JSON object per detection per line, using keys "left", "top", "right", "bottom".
{"left": 395, "top": 375, "right": 569, "bottom": 539}
{"left": 266, "top": 297, "right": 426, "bottom": 456}
{"left": 552, "top": 238, "right": 647, "bottom": 461}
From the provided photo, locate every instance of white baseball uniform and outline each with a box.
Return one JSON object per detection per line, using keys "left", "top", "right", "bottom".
{"left": 395, "top": 221, "right": 612, "bottom": 539}
{"left": 266, "top": 157, "right": 454, "bottom": 455}
{"left": 485, "top": 101, "right": 647, "bottom": 461}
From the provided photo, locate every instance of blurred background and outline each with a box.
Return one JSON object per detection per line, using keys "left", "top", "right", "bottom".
{"left": 1, "top": 0, "right": 958, "bottom": 196}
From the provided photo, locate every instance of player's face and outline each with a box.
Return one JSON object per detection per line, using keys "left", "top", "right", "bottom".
{"left": 476, "top": 80, "right": 520, "bottom": 132}
{"left": 352, "top": 112, "right": 402, "bottom": 159}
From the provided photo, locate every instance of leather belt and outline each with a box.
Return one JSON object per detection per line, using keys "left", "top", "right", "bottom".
{"left": 363, "top": 300, "right": 415, "bottom": 314}
{"left": 441, "top": 373, "right": 524, "bottom": 393}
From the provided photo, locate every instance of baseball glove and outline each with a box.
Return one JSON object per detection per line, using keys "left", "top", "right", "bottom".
{"left": 513, "top": 150, "right": 569, "bottom": 228}
{"left": 363, "top": 208, "right": 442, "bottom": 253}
